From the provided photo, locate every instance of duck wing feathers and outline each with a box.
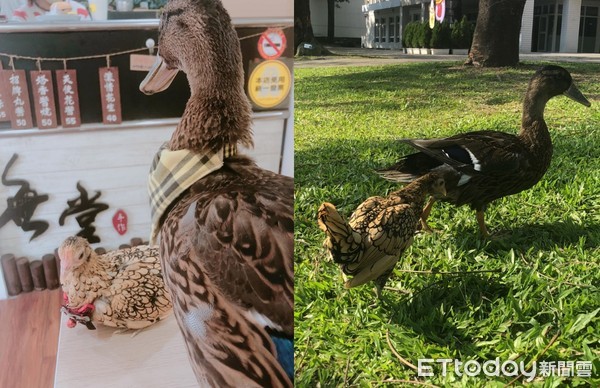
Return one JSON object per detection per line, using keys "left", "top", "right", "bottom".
{"left": 405, "top": 131, "right": 531, "bottom": 175}
{"left": 160, "top": 156, "right": 293, "bottom": 387}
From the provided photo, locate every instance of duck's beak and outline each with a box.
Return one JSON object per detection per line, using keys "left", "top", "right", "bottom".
{"left": 563, "top": 83, "right": 591, "bottom": 107}
{"left": 139, "top": 55, "right": 179, "bottom": 95}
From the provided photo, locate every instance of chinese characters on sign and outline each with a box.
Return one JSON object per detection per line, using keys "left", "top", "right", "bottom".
{"left": 56, "top": 70, "right": 82, "bottom": 128}
{"left": 247, "top": 60, "right": 291, "bottom": 109}
{"left": 0, "top": 86, "right": 8, "bottom": 122}
{"left": 0, "top": 154, "right": 130, "bottom": 244}
{"left": 0, "top": 154, "right": 49, "bottom": 241}
{"left": 59, "top": 182, "right": 109, "bottom": 244}
{"left": 1, "top": 70, "right": 33, "bottom": 129}
{"left": 31, "top": 71, "right": 58, "bottom": 129}
{"left": 0, "top": 62, "right": 8, "bottom": 122}
{"left": 112, "top": 209, "right": 128, "bottom": 235}
{"left": 98, "top": 67, "right": 122, "bottom": 124}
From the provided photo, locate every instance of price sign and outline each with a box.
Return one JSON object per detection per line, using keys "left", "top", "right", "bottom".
{"left": 99, "top": 67, "right": 122, "bottom": 124}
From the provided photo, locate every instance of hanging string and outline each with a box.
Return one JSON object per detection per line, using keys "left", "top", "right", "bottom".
{"left": 63, "top": 59, "right": 67, "bottom": 71}
{"left": 8, "top": 56, "right": 15, "bottom": 71}
{"left": 106, "top": 55, "right": 111, "bottom": 68}
{"left": 237, "top": 26, "right": 291, "bottom": 41}
{"left": 0, "top": 25, "right": 293, "bottom": 64}
{"left": 0, "top": 46, "right": 153, "bottom": 63}
{"left": 36, "top": 58, "right": 42, "bottom": 72}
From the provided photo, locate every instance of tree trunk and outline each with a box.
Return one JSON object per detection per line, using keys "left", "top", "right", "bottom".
{"left": 295, "top": 0, "right": 315, "bottom": 48}
{"left": 327, "top": 0, "right": 335, "bottom": 42}
{"left": 294, "top": 0, "right": 330, "bottom": 56}
{"left": 466, "top": 0, "right": 527, "bottom": 67}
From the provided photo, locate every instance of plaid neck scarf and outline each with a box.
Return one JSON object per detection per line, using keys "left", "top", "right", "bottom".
{"left": 148, "top": 143, "right": 237, "bottom": 244}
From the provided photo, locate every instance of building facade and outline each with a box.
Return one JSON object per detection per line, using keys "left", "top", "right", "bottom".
{"left": 362, "top": 0, "right": 600, "bottom": 53}
{"left": 310, "top": 0, "right": 365, "bottom": 40}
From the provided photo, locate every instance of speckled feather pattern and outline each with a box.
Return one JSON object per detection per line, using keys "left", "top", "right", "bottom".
{"left": 59, "top": 237, "right": 172, "bottom": 329}
{"left": 318, "top": 174, "right": 445, "bottom": 293}
{"left": 159, "top": 155, "right": 293, "bottom": 387}
{"left": 146, "top": 0, "right": 294, "bottom": 385}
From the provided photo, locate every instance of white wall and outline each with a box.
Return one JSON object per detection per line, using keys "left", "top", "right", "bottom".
{"left": 0, "top": 115, "right": 288, "bottom": 299}
{"left": 310, "top": 0, "right": 365, "bottom": 38}
{"left": 222, "top": 0, "right": 292, "bottom": 18}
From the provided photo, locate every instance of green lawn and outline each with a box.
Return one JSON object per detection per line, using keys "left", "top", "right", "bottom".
{"left": 294, "top": 62, "right": 600, "bottom": 387}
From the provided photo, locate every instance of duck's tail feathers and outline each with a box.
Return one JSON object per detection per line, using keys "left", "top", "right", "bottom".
{"left": 376, "top": 151, "right": 443, "bottom": 183}
{"left": 317, "top": 202, "right": 362, "bottom": 265}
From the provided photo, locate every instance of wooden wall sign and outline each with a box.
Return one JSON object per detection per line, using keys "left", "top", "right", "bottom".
{"left": 30, "top": 71, "right": 58, "bottom": 129}
{"left": 98, "top": 67, "right": 122, "bottom": 124}
{"left": 0, "top": 63, "right": 9, "bottom": 122}
{"left": 1, "top": 70, "right": 33, "bottom": 129}
{"left": 56, "top": 70, "right": 82, "bottom": 128}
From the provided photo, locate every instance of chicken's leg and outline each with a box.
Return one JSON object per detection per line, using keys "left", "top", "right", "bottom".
{"left": 419, "top": 197, "right": 436, "bottom": 232}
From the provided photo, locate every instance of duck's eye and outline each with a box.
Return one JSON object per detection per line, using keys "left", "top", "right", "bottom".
{"left": 162, "top": 7, "right": 185, "bottom": 30}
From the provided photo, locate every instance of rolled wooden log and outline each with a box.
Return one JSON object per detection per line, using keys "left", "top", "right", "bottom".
{"left": 1, "top": 254, "right": 22, "bottom": 296}
{"left": 16, "top": 257, "right": 33, "bottom": 293}
{"left": 119, "top": 244, "right": 131, "bottom": 250}
{"left": 130, "top": 237, "right": 143, "bottom": 246}
{"left": 42, "top": 254, "right": 60, "bottom": 290}
{"left": 54, "top": 248, "right": 61, "bottom": 274}
{"left": 95, "top": 247, "right": 106, "bottom": 255}
{"left": 30, "top": 260, "right": 46, "bottom": 291}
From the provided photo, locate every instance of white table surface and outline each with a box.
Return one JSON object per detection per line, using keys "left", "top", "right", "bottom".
{"left": 54, "top": 314, "right": 198, "bottom": 387}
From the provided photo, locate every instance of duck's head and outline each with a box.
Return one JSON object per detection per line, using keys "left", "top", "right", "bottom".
{"left": 58, "top": 236, "right": 94, "bottom": 278}
{"left": 140, "top": 0, "right": 243, "bottom": 95}
{"left": 530, "top": 65, "right": 590, "bottom": 107}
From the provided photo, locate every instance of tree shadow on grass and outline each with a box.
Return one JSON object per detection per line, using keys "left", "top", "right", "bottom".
{"left": 384, "top": 274, "right": 510, "bottom": 356}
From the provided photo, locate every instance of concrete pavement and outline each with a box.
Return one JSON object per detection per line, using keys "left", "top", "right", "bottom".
{"left": 295, "top": 45, "right": 600, "bottom": 68}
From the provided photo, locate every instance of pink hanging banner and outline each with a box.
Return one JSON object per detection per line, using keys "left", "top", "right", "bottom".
{"left": 98, "top": 67, "right": 122, "bottom": 124}
{"left": 1, "top": 70, "right": 33, "bottom": 129}
{"left": 56, "top": 69, "right": 82, "bottom": 128}
{"left": 31, "top": 71, "right": 58, "bottom": 129}
{"left": 435, "top": 0, "right": 446, "bottom": 23}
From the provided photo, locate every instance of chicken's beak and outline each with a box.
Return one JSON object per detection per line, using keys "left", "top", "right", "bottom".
{"left": 563, "top": 83, "right": 591, "bottom": 107}
{"left": 139, "top": 55, "right": 179, "bottom": 95}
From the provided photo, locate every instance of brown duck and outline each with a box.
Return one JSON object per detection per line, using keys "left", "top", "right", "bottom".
{"left": 377, "top": 65, "right": 590, "bottom": 237}
{"left": 139, "top": 0, "right": 293, "bottom": 386}
{"left": 318, "top": 173, "right": 446, "bottom": 298}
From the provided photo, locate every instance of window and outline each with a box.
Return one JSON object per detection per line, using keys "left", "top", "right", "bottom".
{"left": 389, "top": 17, "right": 395, "bottom": 43}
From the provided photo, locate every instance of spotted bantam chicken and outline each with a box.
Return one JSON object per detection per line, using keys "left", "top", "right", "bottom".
{"left": 58, "top": 236, "right": 172, "bottom": 331}
{"left": 138, "top": 0, "right": 293, "bottom": 386}
{"left": 318, "top": 173, "right": 446, "bottom": 299}
{"left": 377, "top": 66, "right": 590, "bottom": 237}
